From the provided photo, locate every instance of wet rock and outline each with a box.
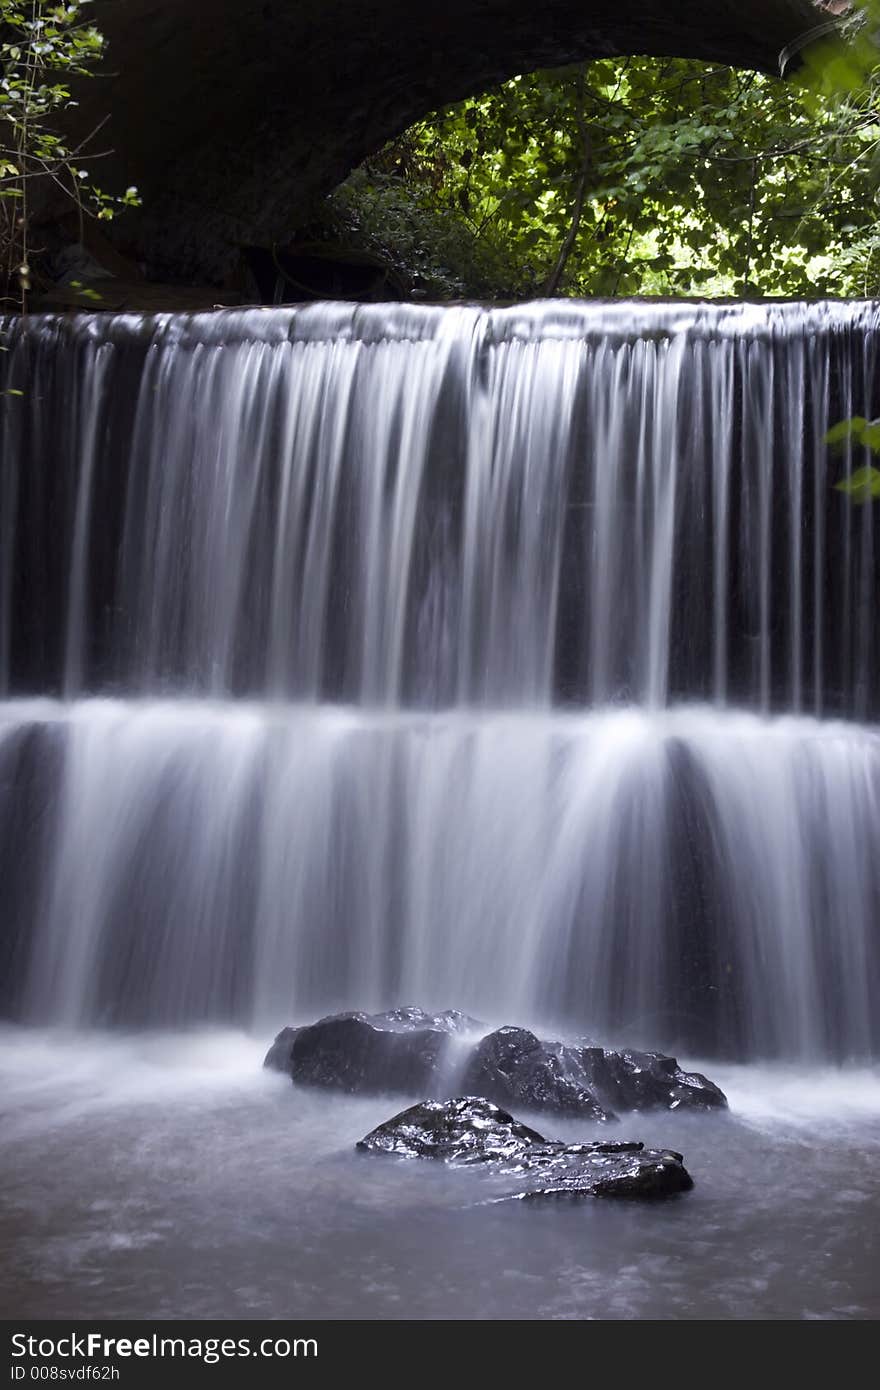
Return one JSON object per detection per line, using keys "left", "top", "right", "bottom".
{"left": 461, "top": 1027, "right": 614, "bottom": 1122}
{"left": 264, "top": 1006, "right": 727, "bottom": 1116}
{"left": 358, "top": 1096, "right": 547, "bottom": 1163}
{"left": 265, "top": 1007, "right": 481, "bottom": 1094}
{"left": 513, "top": 1146, "right": 694, "bottom": 1201}
{"left": 573, "top": 1047, "right": 728, "bottom": 1113}
{"left": 358, "top": 1097, "right": 694, "bottom": 1200}
{"left": 263, "top": 1026, "right": 299, "bottom": 1073}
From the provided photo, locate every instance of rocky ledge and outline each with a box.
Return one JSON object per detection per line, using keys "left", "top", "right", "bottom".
{"left": 357, "top": 1096, "right": 694, "bottom": 1200}
{"left": 264, "top": 1007, "right": 727, "bottom": 1119}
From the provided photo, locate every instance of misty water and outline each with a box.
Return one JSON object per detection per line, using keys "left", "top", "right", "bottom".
{"left": 1, "top": 301, "right": 879, "bottom": 1319}
{"left": 1, "top": 1030, "right": 878, "bottom": 1320}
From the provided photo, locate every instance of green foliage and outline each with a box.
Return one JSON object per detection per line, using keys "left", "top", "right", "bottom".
{"left": 834, "top": 463, "right": 880, "bottom": 500}
{"left": 0, "top": 0, "right": 139, "bottom": 307}
{"left": 827, "top": 414, "right": 880, "bottom": 502}
{"left": 329, "top": 21, "right": 880, "bottom": 301}
{"left": 826, "top": 415, "right": 880, "bottom": 448}
{"left": 329, "top": 165, "right": 521, "bottom": 300}
{"left": 797, "top": 2, "right": 880, "bottom": 98}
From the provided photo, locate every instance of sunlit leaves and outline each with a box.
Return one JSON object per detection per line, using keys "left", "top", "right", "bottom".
{"left": 331, "top": 41, "right": 880, "bottom": 300}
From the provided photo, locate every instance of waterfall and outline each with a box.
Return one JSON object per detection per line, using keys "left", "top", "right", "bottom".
{"left": 1, "top": 300, "right": 878, "bottom": 1057}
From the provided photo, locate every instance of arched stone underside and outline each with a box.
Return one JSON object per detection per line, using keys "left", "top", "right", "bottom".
{"left": 73, "top": 0, "right": 831, "bottom": 281}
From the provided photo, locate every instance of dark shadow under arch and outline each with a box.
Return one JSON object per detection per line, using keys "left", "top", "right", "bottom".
{"left": 69, "top": 0, "right": 830, "bottom": 280}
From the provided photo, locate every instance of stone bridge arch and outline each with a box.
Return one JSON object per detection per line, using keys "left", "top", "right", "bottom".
{"left": 78, "top": 0, "right": 833, "bottom": 280}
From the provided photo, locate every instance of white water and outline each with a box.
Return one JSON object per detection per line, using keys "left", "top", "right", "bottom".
{"left": 0, "top": 300, "right": 878, "bottom": 1056}
{"left": 1, "top": 697, "right": 878, "bottom": 1058}
{"left": 1, "top": 301, "right": 878, "bottom": 712}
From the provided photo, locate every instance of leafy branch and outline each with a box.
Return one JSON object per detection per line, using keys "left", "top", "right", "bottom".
{"left": 0, "top": 0, "right": 140, "bottom": 309}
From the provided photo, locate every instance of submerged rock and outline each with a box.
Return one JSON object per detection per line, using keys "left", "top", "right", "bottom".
{"left": 264, "top": 1007, "right": 727, "bottom": 1116}
{"left": 358, "top": 1097, "right": 693, "bottom": 1200}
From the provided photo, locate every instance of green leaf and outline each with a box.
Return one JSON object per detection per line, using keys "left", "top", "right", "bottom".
{"left": 835, "top": 466, "right": 880, "bottom": 503}
{"left": 825, "top": 417, "right": 867, "bottom": 446}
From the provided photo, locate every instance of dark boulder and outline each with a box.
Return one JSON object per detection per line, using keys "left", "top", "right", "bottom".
{"left": 263, "top": 1026, "right": 299, "bottom": 1073}
{"left": 461, "top": 1026, "right": 614, "bottom": 1122}
{"left": 574, "top": 1046, "right": 728, "bottom": 1113}
{"left": 265, "top": 1007, "right": 728, "bottom": 1116}
{"left": 358, "top": 1097, "right": 694, "bottom": 1200}
{"left": 357, "top": 1096, "right": 547, "bottom": 1163}
{"left": 265, "top": 1007, "right": 480, "bottom": 1095}
{"left": 514, "top": 1147, "right": 695, "bottom": 1201}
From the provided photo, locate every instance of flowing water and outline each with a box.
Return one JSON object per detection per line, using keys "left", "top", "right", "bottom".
{"left": 1, "top": 1029, "right": 878, "bottom": 1320}
{"left": 1, "top": 697, "right": 878, "bottom": 1060}
{"left": 1, "top": 300, "right": 879, "bottom": 1319}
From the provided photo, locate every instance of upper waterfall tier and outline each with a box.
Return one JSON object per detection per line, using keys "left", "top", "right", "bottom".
{"left": 2, "top": 301, "right": 879, "bottom": 714}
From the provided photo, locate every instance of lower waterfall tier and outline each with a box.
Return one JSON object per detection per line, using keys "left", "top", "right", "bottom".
{"left": 2, "top": 696, "right": 877, "bottom": 1060}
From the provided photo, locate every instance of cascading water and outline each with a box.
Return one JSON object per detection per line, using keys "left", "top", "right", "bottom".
{"left": 1, "top": 300, "right": 879, "bottom": 1058}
